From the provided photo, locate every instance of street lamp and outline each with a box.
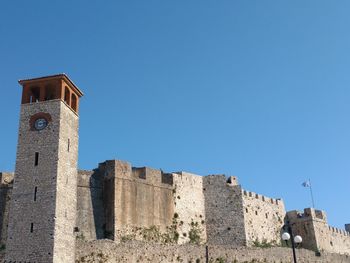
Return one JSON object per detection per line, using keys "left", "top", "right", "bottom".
{"left": 282, "top": 229, "right": 302, "bottom": 263}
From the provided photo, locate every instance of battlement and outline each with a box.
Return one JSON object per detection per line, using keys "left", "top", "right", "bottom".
{"left": 242, "top": 189, "right": 283, "bottom": 207}
{"left": 132, "top": 167, "right": 173, "bottom": 186}
{"left": 328, "top": 226, "right": 350, "bottom": 236}
{"left": 287, "top": 208, "right": 327, "bottom": 222}
{"left": 203, "top": 174, "right": 240, "bottom": 187}
{"left": 98, "top": 160, "right": 173, "bottom": 188}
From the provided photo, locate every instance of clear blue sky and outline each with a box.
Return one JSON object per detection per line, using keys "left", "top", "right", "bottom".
{"left": 1, "top": 1, "right": 349, "bottom": 229}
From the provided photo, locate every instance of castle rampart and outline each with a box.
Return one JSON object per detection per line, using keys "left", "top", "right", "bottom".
{"left": 242, "top": 188, "right": 285, "bottom": 246}
{"left": 203, "top": 175, "right": 247, "bottom": 246}
{"left": 95, "top": 160, "right": 175, "bottom": 241}
{"left": 73, "top": 168, "right": 285, "bottom": 247}
{"left": 2, "top": 164, "right": 349, "bottom": 257}
{"left": 172, "top": 172, "right": 206, "bottom": 244}
{"left": 76, "top": 170, "right": 104, "bottom": 240}
{"left": 287, "top": 208, "right": 350, "bottom": 255}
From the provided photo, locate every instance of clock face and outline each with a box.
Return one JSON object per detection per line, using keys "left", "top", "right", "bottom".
{"left": 34, "top": 118, "right": 48, "bottom": 130}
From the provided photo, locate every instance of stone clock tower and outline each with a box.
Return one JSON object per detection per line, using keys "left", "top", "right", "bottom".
{"left": 5, "top": 74, "right": 83, "bottom": 262}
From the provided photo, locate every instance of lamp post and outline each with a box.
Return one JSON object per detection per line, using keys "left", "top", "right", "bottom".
{"left": 282, "top": 227, "right": 302, "bottom": 263}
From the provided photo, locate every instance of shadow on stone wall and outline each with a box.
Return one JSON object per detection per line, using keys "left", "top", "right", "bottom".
{"left": 0, "top": 185, "right": 11, "bottom": 245}
{"left": 89, "top": 169, "right": 105, "bottom": 239}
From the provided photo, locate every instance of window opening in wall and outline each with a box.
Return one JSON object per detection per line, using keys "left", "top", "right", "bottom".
{"left": 68, "top": 139, "right": 70, "bottom": 152}
{"left": 64, "top": 87, "right": 70, "bottom": 105}
{"left": 245, "top": 208, "right": 248, "bottom": 213}
{"left": 255, "top": 211, "right": 258, "bottom": 216}
{"left": 45, "top": 85, "right": 55, "bottom": 101}
{"left": 30, "top": 223, "right": 34, "bottom": 233}
{"left": 34, "top": 187, "right": 37, "bottom": 201}
{"left": 265, "top": 213, "right": 268, "bottom": 219}
{"left": 34, "top": 152, "right": 39, "bottom": 166}
{"left": 30, "top": 87, "right": 40, "bottom": 103}
{"left": 71, "top": 94, "right": 78, "bottom": 112}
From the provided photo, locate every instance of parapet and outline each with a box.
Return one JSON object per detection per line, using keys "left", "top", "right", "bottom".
{"left": 97, "top": 160, "right": 173, "bottom": 187}
{"left": 204, "top": 174, "right": 239, "bottom": 186}
{"left": 328, "top": 225, "right": 350, "bottom": 236}
{"left": 242, "top": 189, "right": 283, "bottom": 206}
{"left": 287, "top": 208, "right": 327, "bottom": 222}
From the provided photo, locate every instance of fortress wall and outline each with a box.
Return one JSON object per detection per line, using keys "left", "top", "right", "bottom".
{"left": 242, "top": 189, "right": 285, "bottom": 245}
{"left": 324, "top": 225, "right": 350, "bottom": 255}
{"left": 203, "top": 175, "right": 246, "bottom": 246}
{"left": 128, "top": 167, "right": 173, "bottom": 229}
{"left": 75, "top": 240, "right": 350, "bottom": 263}
{"left": 287, "top": 210, "right": 318, "bottom": 251}
{"left": 76, "top": 170, "right": 104, "bottom": 240}
{"left": 101, "top": 160, "right": 174, "bottom": 240}
{"left": 99, "top": 161, "right": 116, "bottom": 239}
{"left": 287, "top": 208, "right": 350, "bottom": 255}
{"left": 172, "top": 172, "right": 206, "bottom": 244}
{"left": 0, "top": 172, "right": 13, "bottom": 245}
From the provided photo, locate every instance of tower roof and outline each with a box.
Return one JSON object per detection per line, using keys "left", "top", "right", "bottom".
{"left": 18, "top": 73, "right": 84, "bottom": 97}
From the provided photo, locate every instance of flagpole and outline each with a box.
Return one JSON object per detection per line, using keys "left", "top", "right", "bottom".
{"left": 309, "top": 178, "right": 315, "bottom": 208}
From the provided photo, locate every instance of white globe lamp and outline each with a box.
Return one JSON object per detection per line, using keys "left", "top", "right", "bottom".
{"left": 294, "top": 235, "right": 302, "bottom": 244}
{"left": 282, "top": 232, "right": 291, "bottom": 241}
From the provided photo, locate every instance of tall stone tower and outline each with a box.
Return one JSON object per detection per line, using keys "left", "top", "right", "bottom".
{"left": 5, "top": 74, "right": 83, "bottom": 262}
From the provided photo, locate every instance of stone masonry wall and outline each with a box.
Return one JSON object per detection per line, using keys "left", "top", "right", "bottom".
{"left": 100, "top": 160, "right": 175, "bottom": 242}
{"left": 0, "top": 173, "right": 13, "bottom": 246}
{"left": 203, "top": 175, "right": 247, "bottom": 246}
{"left": 172, "top": 172, "right": 206, "bottom": 244}
{"left": 76, "top": 170, "right": 104, "bottom": 241}
{"left": 75, "top": 240, "right": 350, "bottom": 263}
{"left": 52, "top": 99, "right": 80, "bottom": 263}
{"left": 242, "top": 189, "right": 285, "bottom": 246}
{"left": 4, "top": 100, "right": 80, "bottom": 263}
{"left": 288, "top": 208, "right": 350, "bottom": 255}
{"left": 5, "top": 100, "right": 63, "bottom": 262}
